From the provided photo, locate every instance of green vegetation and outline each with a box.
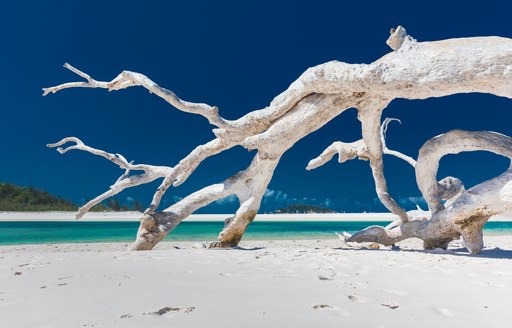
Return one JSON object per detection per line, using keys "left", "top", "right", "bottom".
{"left": 0, "top": 183, "right": 142, "bottom": 212}
{"left": 0, "top": 183, "right": 77, "bottom": 211}
{"left": 107, "top": 199, "right": 121, "bottom": 211}
{"left": 275, "top": 204, "right": 336, "bottom": 214}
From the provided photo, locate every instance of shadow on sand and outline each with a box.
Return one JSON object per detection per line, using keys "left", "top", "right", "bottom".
{"left": 333, "top": 246, "right": 512, "bottom": 259}
{"left": 208, "top": 246, "right": 266, "bottom": 251}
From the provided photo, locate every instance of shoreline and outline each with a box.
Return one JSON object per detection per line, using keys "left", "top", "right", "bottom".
{"left": 1, "top": 235, "right": 511, "bottom": 251}
{"left": 1, "top": 211, "right": 512, "bottom": 222}
{"left": 2, "top": 237, "right": 512, "bottom": 327}
{"left": 1, "top": 231, "right": 512, "bottom": 248}
{"left": 1, "top": 216, "right": 511, "bottom": 247}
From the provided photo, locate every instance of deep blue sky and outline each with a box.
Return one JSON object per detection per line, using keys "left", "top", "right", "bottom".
{"left": 1, "top": 0, "right": 511, "bottom": 213}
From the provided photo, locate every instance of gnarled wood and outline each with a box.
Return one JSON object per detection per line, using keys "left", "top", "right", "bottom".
{"left": 347, "top": 131, "right": 512, "bottom": 254}
{"left": 45, "top": 26, "right": 512, "bottom": 252}
{"left": 47, "top": 137, "right": 173, "bottom": 219}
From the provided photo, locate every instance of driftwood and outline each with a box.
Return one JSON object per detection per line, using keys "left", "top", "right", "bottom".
{"left": 44, "top": 26, "right": 512, "bottom": 253}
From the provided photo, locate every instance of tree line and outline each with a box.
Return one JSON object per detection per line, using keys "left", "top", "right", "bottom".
{"left": 0, "top": 183, "right": 143, "bottom": 212}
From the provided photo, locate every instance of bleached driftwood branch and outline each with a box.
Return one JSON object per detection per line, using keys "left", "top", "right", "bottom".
{"left": 307, "top": 117, "right": 418, "bottom": 222}
{"left": 45, "top": 26, "right": 512, "bottom": 252}
{"left": 47, "top": 137, "right": 173, "bottom": 219}
{"left": 347, "top": 130, "right": 512, "bottom": 253}
{"left": 306, "top": 139, "right": 370, "bottom": 170}
{"left": 416, "top": 130, "right": 512, "bottom": 214}
{"left": 307, "top": 118, "right": 416, "bottom": 170}
{"left": 43, "top": 63, "right": 227, "bottom": 128}
{"left": 380, "top": 118, "right": 417, "bottom": 167}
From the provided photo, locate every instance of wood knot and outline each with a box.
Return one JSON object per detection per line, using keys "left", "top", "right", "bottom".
{"left": 352, "top": 91, "right": 366, "bottom": 99}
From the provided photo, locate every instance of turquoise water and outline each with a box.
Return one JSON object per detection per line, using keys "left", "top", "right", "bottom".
{"left": 1, "top": 221, "right": 512, "bottom": 245}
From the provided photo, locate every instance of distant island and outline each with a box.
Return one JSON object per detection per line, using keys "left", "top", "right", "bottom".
{"left": 0, "top": 183, "right": 337, "bottom": 214}
{"left": 275, "top": 204, "right": 336, "bottom": 214}
{"left": 0, "top": 183, "right": 78, "bottom": 211}
{"left": 0, "top": 183, "right": 142, "bottom": 212}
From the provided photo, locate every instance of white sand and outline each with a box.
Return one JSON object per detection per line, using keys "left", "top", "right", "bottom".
{"left": 1, "top": 211, "right": 512, "bottom": 222}
{"left": 2, "top": 236, "right": 512, "bottom": 327}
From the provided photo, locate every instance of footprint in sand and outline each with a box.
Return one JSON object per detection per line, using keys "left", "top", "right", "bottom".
{"left": 380, "top": 302, "right": 400, "bottom": 310}
{"left": 312, "top": 304, "right": 350, "bottom": 316}
{"left": 345, "top": 281, "right": 367, "bottom": 291}
{"left": 144, "top": 306, "right": 195, "bottom": 317}
{"left": 347, "top": 294, "right": 366, "bottom": 304}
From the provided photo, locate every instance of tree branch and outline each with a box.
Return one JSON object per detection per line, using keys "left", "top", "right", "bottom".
{"left": 307, "top": 115, "right": 417, "bottom": 222}
{"left": 307, "top": 117, "right": 417, "bottom": 170}
{"left": 358, "top": 104, "right": 409, "bottom": 222}
{"left": 145, "top": 137, "right": 232, "bottom": 213}
{"left": 43, "top": 63, "right": 227, "bottom": 128}
{"left": 380, "top": 118, "right": 417, "bottom": 167}
{"left": 306, "top": 140, "right": 369, "bottom": 170}
{"left": 44, "top": 27, "right": 512, "bottom": 251}
{"left": 47, "top": 137, "right": 172, "bottom": 219}
{"left": 42, "top": 63, "right": 110, "bottom": 95}
{"left": 132, "top": 152, "right": 279, "bottom": 250}
{"left": 47, "top": 137, "right": 168, "bottom": 172}
{"left": 416, "top": 130, "right": 512, "bottom": 214}
{"left": 348, "top": 131, "right": 512, "bottom": 254}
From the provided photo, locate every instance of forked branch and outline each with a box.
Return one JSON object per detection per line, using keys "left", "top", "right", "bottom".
{"left": 48, "top": 137, "right": 173, "bottom": 219}
{"left": 44, "top": 26, "right": 512, "bottom": 252}
{"left": 43, "top": 63, "right": 227, "bottom": 128}
{"left": 380, "top": 118, "right": 417, "bottom": 167}
{"left": 307, "top": 118, "right": 416, "bottom": 170}
{"left": 347, "top": 130, "right": 512, "bottom": 254}
{"left": 416, "top": 130, "right": 512, "bottom": 214}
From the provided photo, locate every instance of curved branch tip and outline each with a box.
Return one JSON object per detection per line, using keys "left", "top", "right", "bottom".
{"left": 381, "top": 117, "right": 401, "bottom": 138}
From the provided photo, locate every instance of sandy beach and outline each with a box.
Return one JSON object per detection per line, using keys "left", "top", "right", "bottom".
{"left": 3, "top": 1, "right": 512, "bottom": 327}
{"left": 2, "top": 236, "right": 512, "bottom": 327}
